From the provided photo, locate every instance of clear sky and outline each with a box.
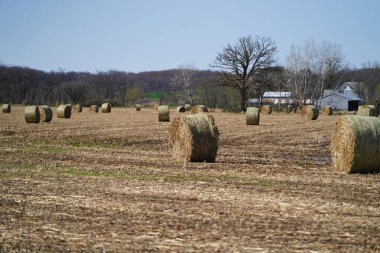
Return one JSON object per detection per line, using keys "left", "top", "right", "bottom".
{"left": 0, "top": 0, "right": 379, "bottom": 73}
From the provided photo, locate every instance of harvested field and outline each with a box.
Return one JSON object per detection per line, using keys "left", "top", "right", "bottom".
{"left": 0, "top": 106, "right": 379, "bottom": 252}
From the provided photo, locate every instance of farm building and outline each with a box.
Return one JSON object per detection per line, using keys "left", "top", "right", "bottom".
{"left": 317, "top": 82, "right": 363, "bottom": 111}
{"left": 248, "top": 91, "right": 293, "bottom": 106}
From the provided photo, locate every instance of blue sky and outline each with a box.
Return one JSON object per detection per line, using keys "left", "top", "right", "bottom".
{"left": 0, "top": 0, "right": 379, "bottom": 73}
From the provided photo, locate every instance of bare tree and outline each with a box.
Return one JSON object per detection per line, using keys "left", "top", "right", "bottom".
{"left": 172, "top": 65, "right": 195, "bottom": 106}
{"left": 212, "top": 35, "right": 277, "bottom": 111}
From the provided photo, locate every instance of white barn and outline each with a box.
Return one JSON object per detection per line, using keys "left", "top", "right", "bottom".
{"left": 318, "top": 82, "right": 362, "bottom": 111}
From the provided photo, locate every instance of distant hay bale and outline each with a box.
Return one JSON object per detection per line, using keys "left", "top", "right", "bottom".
{"left": 286, "top": 105, "right": 293, "bottom": 113}
{"left": 191, "top": 105, "right": 208, "bottom": 114}
{"left": 57, "top": 104, "right": 72, "bottom": 118}
{"left": 185, "top": 104, "right": 191, "bottom": 111}
{"left": 153, "top": 104, "right": 159, "bottom": 111}
{"left": 89, "top": 105, "right": 99, "bottom": 112}
{"left": 25, "top": 106, "right": 40, "bottom": 123}
{"left": 101, "top": 103, "right": 111, "bottom": 113}
{"left": 261, "top": 105, "right": 272, "bottom": 114}
{"left": 322, "top": 106, "right": 333, "bottom": 116}
{"left": 357, "top": 105, "right": 378, "bottom": 117}
{"left": 73, "top": 104, "right": 82, "bottom": 113}
{"left": 177, "top": 106, "right": 186, "bottom": 113}
{"left": 136, "top": 104, "right": 141, "bottom": 111}
{"left": 300, "top": 106, "right": 319, "bottom": 120}
{"left": 169, "top": 113, "right": 219, "bottom": 162}
{"left": 246, "top": 107, "right": 260, "bottom": 125}
{"left": 2, "top": 104, "right": 11, "bottom": 113}
{"left": 158, "top": 105, "right": 170, "bottom": 122}
{"left": 331, "top": 116, "right": 380, "bottom": 173}
{"left": 38, "top": 105, "right": 53, "bottom": 122}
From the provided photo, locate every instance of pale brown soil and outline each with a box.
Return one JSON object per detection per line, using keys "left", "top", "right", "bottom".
{"left": 0, "top": 106, "right": 379, "bottom": 252}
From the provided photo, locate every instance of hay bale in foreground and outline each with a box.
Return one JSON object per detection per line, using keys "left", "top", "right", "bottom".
{"left": 158, "top": 105, "right": 170, "bottom": 122}
{"left": 177, "top": 106, "right": 186, "bottom": 113}
{"left": 185, "top": 104, "right": 191, "bottom": 111}
{"left": 89, "top": 105, "right": 99, "bottom": 112}
{"left": 136, "top": 104, "right": 141, "bottom": 111}
{"left": 246, "top": 107, "right": 260, "bottom": 125}
{"left": 25, "top": 106, "right": 40, "bottom": 123}
{"left": 38, "top": 105, "right": 53, "bottom": 122}
{"left": 300, "top": 106, "right": 319, "bottom": 120}
{"left": 57, "top": 104, "right": 72, "bottom": 118}
{"left": 2, "top": 104, "right": 11, "bottom": 113}
{"left": 261, "top": 105, "right": 272, "bottom": 114}
{"left": 357, "top": 105, "right": 378, "bottom": 117}
{"left": 322, "top": 106, "right": 333, "bottom": 116}
{"left": 331, "top": 116, "right": 380, "bottom": 173}
{"left": 191, "top": 105, "right": 208, "bottom": 114}
{"left": 169, "top": 113, "right": 219, "bottom": 162}
{"left": 286, "top": 105, "right": 293, "bottom": 113}
{"left": 73, "top": 104, "right": 82, "bottom": 113}
{"left": 101, "top": 103, "right": 111, "bottom": 113}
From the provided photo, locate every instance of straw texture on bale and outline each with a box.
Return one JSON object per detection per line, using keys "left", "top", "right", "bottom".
{"left": 246, "top": 107, "right": 260, "bottom": 125}
{"left": 2, "top": 104, "right": 11, "bottom": 113}
{"left": 185, "top": 104, "right": 191, "bottom": 111}
{"left": 101, "top": 103, "right": 111, "bottom": 113}
{"left": 286, "top": 105, "right": 293, "bottom": 113}
{"left": 322, "top": 106, "right": 333, "bottom": 116}
{"left": 57, "top": 104, "right": 72, "bottom": 118}
{"left": 25, "top": 106, "right": 40, "bottom": 123}
{"left": 158, "top": 105, "right": 170, "bottom": 122}
{"left": 191, "top": 105, "right": 208, "bottom": 114}
{"left": 261, "top": 105, "right": 272, "bottom": 114}
{"left": 89, "top": 105, "right": 99, "bottom": 112}
{"left": 38, "top": 105, "right": 53, "bottom": 122}
{"left": 331, "top": 116, "right": 380, "bottom": 173}
{"left": 136, "top": 104, "right": 141, "bottom": 111}
{"left": 300, "top": 106, "right": 319, "bottom": 120}
{"left": 169, "top": 113, "right": 219, "bottom": 162}
{"left": 177, "top": 106, "right": 186, "bottom": 113}
{"left": 357, "top": 105, "right": 378, "bottom": 117}
{"left": 73, "top": 104, "right": 83, "bottom": 113}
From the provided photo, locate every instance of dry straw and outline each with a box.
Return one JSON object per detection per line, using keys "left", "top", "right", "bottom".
{"left": 177, "top": 106, "right": 186, "bottom": 113}
{"left": 169, "top": 113, "right": 219, "bottom": 162}
{"left": 331, "top": 116, "right": 380, "bottom": 173}
{"left": 136, "top": 104, "right": 141, "bottom": 111}
{"left": 2, "top": 104, "right": 11, "bottom": 113}
{"left": 261, "top": 105, "right": 272, "bottom": 114}
{"left": 300, "top": 106, "right": 319, "bottom": 120}
{"left": 101, "top": 103, "right": 111, "bottom": 113}
{"left": 57, "top": 104, "right": 72, "bottom": 118}
{"left": 191, "top": 105, "right": 208, "bottom": 114}
{"left": 38, "top": 105, "right": 53, "bottom": 122}
{"left": 89, "top": 105, "right": 99, "bottom": 112}
{"left": 73, "top": 104, "right": 83, "bottom": 113}
{"left": 25, "top": 106, "right": 40, "bottom": 123}
{"left": 357, "top": 105, "right": 378, "bottom": 117}
{"left": 322, "top": 106, "right": 333, "bottom": 116}
{"left": 246, "top": 107, "right": 260, "bottom": 125}
{"left": 158, "top": 105, "right": 170, "bottom": 122}
{"left": 185, "top": 104, "right": 191, "bottom": 111}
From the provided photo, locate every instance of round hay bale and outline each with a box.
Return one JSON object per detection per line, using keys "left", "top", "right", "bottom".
{"left": 357, "top": 105, "right": 378, "bottom": 117}
{"left": 89, "top": 105, "right": 99, "bottom": 112}
{"left": 191, "top": 105, "right": 208, "bottom": 114}
{"left": 177, "top": 106, "right": 186, "bottom": 113}
{"left": 2, "top": 104, "right": 11, "bottom": 113}
{"left": 57, "top": 104, "right": 72, "bottom": 118}
{"left": 73, "top": 104, "right": 82, "bottom": 113}
{"left": 185, "top": 104, "right": 191, "bottom": 111}
{"left": 169, "top": 113, "right": 219, "bottom": 162}
{"left": 322, "top": 106, "right": 333, "bottom": 116}
{"left": 158, "top": 105, "right": 170, "bottom": 122}
{"left": 136, "top": 104, "right": 141, "bottom": 111}
{"left": 246, "top": 107, "right": 260, "bottom": 125}
{"left": 38, "top": 105, "right": 53, "bottom": 122}
{"left": 101, "top": 103, "right": 111, "bottom": 113}
{"left": 286, "top": 105, "right": 293, "bottom": 113}
{"left": 300, "top": 106, "right": 319, "bottom": 120}
{"left": 261, "top": 105, "right": 272, "bottom": 114}
{"left": 331, "top": 116, "right": 380, "bottom": 173}
{"left": 25, "top": 106, "right": 40, "bottom": 123}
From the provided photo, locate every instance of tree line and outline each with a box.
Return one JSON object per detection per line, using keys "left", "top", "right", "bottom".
{"left": 1, "top": 36, "right": 380, "bottom": 111}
